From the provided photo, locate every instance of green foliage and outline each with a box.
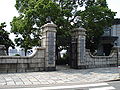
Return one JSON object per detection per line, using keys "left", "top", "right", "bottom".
{"left": 14, "top": 54, "right": 20, "bottom": 56}
{"left": 11, "top": 15, "right": 40, "bottom": 56}
{"left": 0, "top": 22, "right": 15, "bottom": 55}
{"left": 75, "top": 0, "right": 116, "bottom": 52}
{"left": 11, "top": 0, "right": 116, "bottom": 55}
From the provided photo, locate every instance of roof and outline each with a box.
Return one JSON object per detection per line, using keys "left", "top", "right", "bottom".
{"left": 113, "top": 18, "right": 120, "bottom": 25}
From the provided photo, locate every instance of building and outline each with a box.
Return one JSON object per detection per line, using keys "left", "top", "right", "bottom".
{"left": 9, "top": 49, "right": 31, "bottom": 56}
{"left": 111, "top": 19, "right": 120, "bottom": 46}
{"left": 97, "top": 19, "right": 120, "bottom": 56}
{"left": 9, "top": 49, "right": 18, "bottom": 56}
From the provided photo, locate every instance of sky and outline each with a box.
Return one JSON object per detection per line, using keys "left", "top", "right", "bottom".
{"left": 0, "top": 0, "right": 120, "bottom": 42}
{"left": 0, "top": 0, "right": 18, "bottom": 42}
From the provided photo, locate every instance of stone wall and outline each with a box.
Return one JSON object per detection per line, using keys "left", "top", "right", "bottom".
{"left": 84, "top": 49, "right": 118, "bottom": 69}
{"left": 72, "top": 28, "right": 119, "bottom": 69}
{"left": 0, "top": 48, "right": 45, "bottom": 73}
{"left": 0, "top": 22, "right": 57, "bottom": 73}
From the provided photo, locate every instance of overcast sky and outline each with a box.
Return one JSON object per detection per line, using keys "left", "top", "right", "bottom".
{"left": 0, "top": 0, "right": 120, "bottom": 41}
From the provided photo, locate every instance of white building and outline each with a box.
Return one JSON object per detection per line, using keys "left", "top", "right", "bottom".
{"left": 9, "top": 49, "right": 31, "bottom": 56}
{"left": 97, "top": 19, "right": 120, "bottom": 55}
{"left": 9, "top": 49, "right": 18, "bottom": 56}
{"left": 111, "top": 19, "right": 120, "bottom": 46}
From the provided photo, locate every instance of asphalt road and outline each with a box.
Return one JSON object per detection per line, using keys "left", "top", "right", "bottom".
{"left": 108, "top": 80, "right": 120, "bottom": 90}
{"left": 0, "top": 81, "right": 120, "bottom": 90}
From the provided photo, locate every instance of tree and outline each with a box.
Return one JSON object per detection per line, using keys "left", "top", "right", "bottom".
{"left": 75, "top": 0, "right": 116, "bottom": 53}
{"left": 11, "top": 0, "right": 116, "bottom": 56}
{"left": 11, "top": 15, "right": 40, "bottom": 56}
{"left": 11, "top": 0, "right": 86, "bottom": 55}
{"left": 0, "top": 22, "right": 15, "bottom": 55}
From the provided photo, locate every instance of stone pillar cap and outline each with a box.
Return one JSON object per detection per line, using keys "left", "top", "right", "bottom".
{"left": 113, "top": 46, "right": 120, "bottom": 49}
{"left": 73, "top": 27, "right": 86, "bottom": 32}
{"left": 0, "top": 45, "right": 5, "bottom": 47}
{"left": 41, "top": 23, "right": 57, "bottom": 29}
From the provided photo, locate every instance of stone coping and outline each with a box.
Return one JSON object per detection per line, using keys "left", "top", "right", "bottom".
{"left": 41, "top": 23, "right": 57, "bottom": 28}
{"left": 0, "top": 47, "right": 45, "bottom": 59}
{"left": 86, "top": 49, "right": 116, "bottom": 58}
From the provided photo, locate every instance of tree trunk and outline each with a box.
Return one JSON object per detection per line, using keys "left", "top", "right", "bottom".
{"left": 5, "top": 46, "right": 9, "bottom": 55}
{"left": 25, "top": 49, "right": 27, "bottom": 56}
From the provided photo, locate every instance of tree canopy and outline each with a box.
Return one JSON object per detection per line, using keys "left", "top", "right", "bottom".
{"left": 11, "top": 15, "right": 40, "bottom": 56}
{"left": 78, "top": 0, "right": 116, "bottom": 52}
{"left": 11, "top": 0, "right": 116, "bottom": 55}
{"left": 0, "top": 22, "right": 15, "bottom": 55}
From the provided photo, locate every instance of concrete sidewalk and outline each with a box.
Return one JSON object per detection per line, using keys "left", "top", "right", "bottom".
{"left": 0, "top": 66, "right": 119, "bottom": 88}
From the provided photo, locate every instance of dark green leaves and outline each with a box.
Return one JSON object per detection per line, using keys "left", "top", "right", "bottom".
{"left": 0, "top": 22, "right": 15, "bottom": 54}
{"left": 12, "top": 0, "right": 116, "bottom": 54}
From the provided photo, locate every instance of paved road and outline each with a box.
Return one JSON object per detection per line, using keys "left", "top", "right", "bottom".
{"left": 108, "top": 81, "right": 120, "bottom": 90}
{"left": 0, "top": 67, "right": 119, "bottom": 89}
{"left": 0, "top": 82, "right": 118, "bottom": 90}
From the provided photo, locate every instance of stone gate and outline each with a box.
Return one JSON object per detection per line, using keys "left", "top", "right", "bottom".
{"left": 0, "top": 22, "right": 120, "bottom": 73}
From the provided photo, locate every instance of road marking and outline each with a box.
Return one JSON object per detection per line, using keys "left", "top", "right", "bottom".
{"left": 89, "top": 86, "right": 115, "bottom": 90}
{"left": 39, "top": 83, "right": 109, "bottom": 90}
{"left": 0, "top": 83, "right": 109, "bottom": 90}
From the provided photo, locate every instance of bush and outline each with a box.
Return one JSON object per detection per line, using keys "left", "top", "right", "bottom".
{"left": 14, "top": 54, "right": 20, "bottom": 56}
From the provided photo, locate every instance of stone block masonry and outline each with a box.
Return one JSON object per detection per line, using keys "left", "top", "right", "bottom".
{"left": 0, "top": 22, "right": 57, "bottom": 73}
{"left": 41, "top": 23, "right": 57, "bottom": 71}
{"left": 71, "top": 28, "right": 119, "bottom": 69}
{"left": 84, "top": 49, "right": 118, "bottom": 69}
{"left": 0, "top": 48, "right": 45, "bottom": 73}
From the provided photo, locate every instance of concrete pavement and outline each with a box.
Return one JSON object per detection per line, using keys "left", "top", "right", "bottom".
{"left": 0, "top": 66, "right": 119, "bottom": 88}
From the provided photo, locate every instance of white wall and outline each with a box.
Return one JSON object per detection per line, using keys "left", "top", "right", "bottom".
{"left": 111, "top": 24, "right": 120, "bottom": 46}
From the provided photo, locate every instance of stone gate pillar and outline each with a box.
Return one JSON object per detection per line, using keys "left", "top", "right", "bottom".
{"left": 0, "top": 45, "right": 7, "bottom": 56}
{"left": 41, "top": 23, "right": 57, "bottom": 71}
{"left": 72, "top": 28, "right": 86, "bottom": 68}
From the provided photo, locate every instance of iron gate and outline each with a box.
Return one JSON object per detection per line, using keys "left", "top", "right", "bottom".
{"left": 70, "top": 37, "right": 78, "bottom": 69}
